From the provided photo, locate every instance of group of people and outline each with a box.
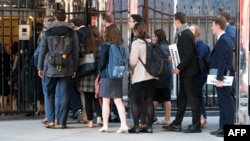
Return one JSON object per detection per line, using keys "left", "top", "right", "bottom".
{"left": 35, "top": 8, "right": 235, "bottom": 137}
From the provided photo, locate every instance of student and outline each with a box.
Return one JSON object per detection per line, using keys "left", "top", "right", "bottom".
{"left": 152, "top": 29, "right": 173, "bottom": 126}
{"left": 38, "top": 9, "right": 79, "bottom": 129}
{"left": 76, "top": 26, "right": 103, "bottom": 128}
{"left": 98, "top": 16, "right": 128, "bottom": 133}
{"left": 128, "top": 14, "right": 148, "bottom": 129}
{"left": 163, "top": 12, "right": 201, "bottom": 133}
{"left": 209, "top": 16, "right": 235, "bottom": 137}
{"left": 189, "top": 24, "right": 209, "bottom": 128}
{"left": 128, "top": 22, "right": 157, "bottom": 133}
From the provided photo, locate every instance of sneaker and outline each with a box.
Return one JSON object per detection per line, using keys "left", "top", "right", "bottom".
{"left": 110, "top": 117, "right": 120, "bottom": 123}
{"left": 71, "top": 109, "right": 82, "bottom": 119}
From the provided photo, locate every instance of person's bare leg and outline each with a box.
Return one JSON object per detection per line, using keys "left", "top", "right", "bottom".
{"left": 200, "top": 114, "right": 207, "bottom": 128}
{"left": 114, "top": 98, "right": 128, "bottom": 133}
{"left": 99, "top": 98, "right": 110, "bottom": 132}
{"left": 79, "top": 92, "right": 87, "bottom": 123}
{"left": 163, "top": 101, "right": 171, "bottom": 124}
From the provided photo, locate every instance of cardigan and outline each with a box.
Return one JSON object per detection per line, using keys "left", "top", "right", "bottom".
{"left": 129, "top": 38, "right": 157, "bottom": 84}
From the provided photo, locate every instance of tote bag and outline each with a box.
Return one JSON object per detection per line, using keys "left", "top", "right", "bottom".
{"left": 77, "top": 53, "right": 96, "bottom": 77}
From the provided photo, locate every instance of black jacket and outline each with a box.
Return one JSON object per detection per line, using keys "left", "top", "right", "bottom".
{"left": 176, "top": 29, "right": 199, "bottom": 77}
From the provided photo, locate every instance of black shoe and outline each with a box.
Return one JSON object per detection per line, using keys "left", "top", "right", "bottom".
{"left": 146, "top": 127, "right": 153, "bottom": 133}
{"left": 215, "top": 130, "right": 224, "bottom": 137}
{"left": 140, "top": 127, "right": 153, "bottom": 133}
{"left": 128, "top": 126, "right": 140, "bottom": 133}
{"left": 182, "top": 126, "right": 202, "bottom": 133}
{"left": 110, "top": 117, "right": 120, "bottom": 123}
{"left": 210, "top": 129, "right": 221, "bottom": 135}
{"left": 25, "top": 113, "right": 32, "bottom": 117}
{"left": 162, "top": 124, "right": 182, "bottom": 132}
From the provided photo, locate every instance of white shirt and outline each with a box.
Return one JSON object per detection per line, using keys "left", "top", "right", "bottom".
{"left": 217, "top": 31, "right": 225, "bottom": 40}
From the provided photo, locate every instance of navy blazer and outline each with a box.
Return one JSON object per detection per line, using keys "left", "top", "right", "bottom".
{"left": 209, "top": 33, "right": 234, "bottom": 81}
{"left": 98, "top": 43, "right": 110, "bottom": 78}
{"left": 176, "top": 29, "right": 199, "bottom": 77}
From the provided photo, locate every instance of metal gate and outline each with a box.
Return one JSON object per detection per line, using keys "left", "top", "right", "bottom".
{"left": 0, "top": 1, "right": 46, "bottom": 116}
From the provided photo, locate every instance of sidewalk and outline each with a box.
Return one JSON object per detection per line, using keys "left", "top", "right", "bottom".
{"left": 0, "top": 116, "right": 223, "bottom": 141}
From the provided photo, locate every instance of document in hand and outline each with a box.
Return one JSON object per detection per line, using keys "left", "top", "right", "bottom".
{"left": 206, "top": 69, "right": 234, "bottom": 86}
{"left": 169, "top": 44, "right": 180, "bottom": 68}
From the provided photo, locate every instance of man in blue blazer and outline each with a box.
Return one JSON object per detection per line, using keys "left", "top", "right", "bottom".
{"left": 209, "top": 17, "right": 235, "bottom": 137}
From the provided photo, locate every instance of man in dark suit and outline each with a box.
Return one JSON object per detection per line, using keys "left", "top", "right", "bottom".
{"left": 209, "top": 17, "right": 235, "bottom": 137}
{"left": 162, "top": 12, "right": 201, "bottom": 133}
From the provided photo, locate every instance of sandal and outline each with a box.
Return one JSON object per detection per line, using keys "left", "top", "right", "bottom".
{"left": 41, "top": 118, "right": 48, "bottom": 124}
{"left": 97, "top": 118, "right": 103, "bottom": 126}
{"left": 157, "top": 120, "right": 171, "bottom": 125}
{"left": 201, "top": 120, "right": 207, "bottom": 128}
{"left": 78, "top": 119, "right": 88, "bottom": 124}
{"left": 44, "top": 122, "right": 55, "bottom": 128}
{"left": 153, "top": 116, "right": 158, "bottom": 123}
{"left": 139, "top": 123, "right": 147, "bottom": 129}
{"left": 59, "top": 125, "right": 67, "bottom": 129}
{"left": 88, "top": 121, "right": 94, "bottom": 128}
{"left": 55, "top": 119, "right": 60, "bottom": 125}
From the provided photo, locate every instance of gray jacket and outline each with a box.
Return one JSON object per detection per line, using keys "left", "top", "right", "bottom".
{"left": 37, "top": 21, "right": 79, "bottom": 77}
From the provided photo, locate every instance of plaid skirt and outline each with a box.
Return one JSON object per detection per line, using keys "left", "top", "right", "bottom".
{"left": 77, "top": 74, "right": 97, "bottom": 93}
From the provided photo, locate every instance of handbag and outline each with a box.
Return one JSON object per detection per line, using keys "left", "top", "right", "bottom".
{"left": 197, "top": 56, "right": 209, "bottom": 74}
{"left": 94, "top": 73, "right": 102, "bottom": 106}
{"left": 77, "top": 53, "right": 96, "bottom": 77}
{"left": 194, "top": 43, "right": 209, "bottom": 74}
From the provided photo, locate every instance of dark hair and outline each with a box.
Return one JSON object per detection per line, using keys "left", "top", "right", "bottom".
{"left": 101, "top": 12, "right": 114, "bottom": 23}
{"left": 130, "top": 14, "right": 143, "bottom": 23}
{"left": 48, "top": 17, "right": 55, "bottom": 22}
{"left": 219, "top": 11, "right": 230, "bottom": 22}
{"left": 174, "top": 12, "right": 187, "bottom": 24}
{"left": 133, "top": 22, "right": 150, "bottom": 39}
{"left": 35, "top": 23, "right": 43, "bottom": 32}
{"left": 70, "top": 17, "right": 84, "bottom": 27}
{"left": 54, "top": 9, "right": 66, "bottom": 21}
{"left": 11, "top": 41, "right": 19, "bottom": 54}
{"left": 83, "top": 26, "right": 103, "bottom": 54}
{"left": 154, "top": 29, "right": 169, "bottom": 45}
{"left": 213, "top": 17, "right": 226, "bottom": 30}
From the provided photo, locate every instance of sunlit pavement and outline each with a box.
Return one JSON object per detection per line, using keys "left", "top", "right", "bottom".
{"left": 0, "top": 116, "right": 224, "bottom": 141}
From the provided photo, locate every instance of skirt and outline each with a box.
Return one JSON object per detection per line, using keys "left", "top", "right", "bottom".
{"left": 100, "top": 78, "right": 123, "bottom": 98}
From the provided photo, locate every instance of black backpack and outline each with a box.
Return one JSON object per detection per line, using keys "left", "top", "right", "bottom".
{"left": 46, "top": 30, "right": 74, "bottom": 70}
{"left": 139, "top": 38, "right": 168, "bottom": 77}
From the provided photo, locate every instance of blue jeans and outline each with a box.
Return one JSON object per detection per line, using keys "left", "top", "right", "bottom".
{"left": 42, "top": 78, "right": 60, "bottom": 119}
{"left": 43, "top": 76, "right": 72, "bottom": 125}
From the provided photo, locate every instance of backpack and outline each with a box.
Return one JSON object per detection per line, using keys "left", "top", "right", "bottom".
{"left": 105, "top": 43, "right": 128, "bottom": 79}
{"left": 195, "top": 42, "right": 210, "bottom": 74}
{"left": 47, "top": 30, "right": 74, "bottom": 70}
{"left": 204, "top": 45, "right": 211, "bottom": 64}
{"left": 139, "top": 38, "right": 168, "bottom": 77}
